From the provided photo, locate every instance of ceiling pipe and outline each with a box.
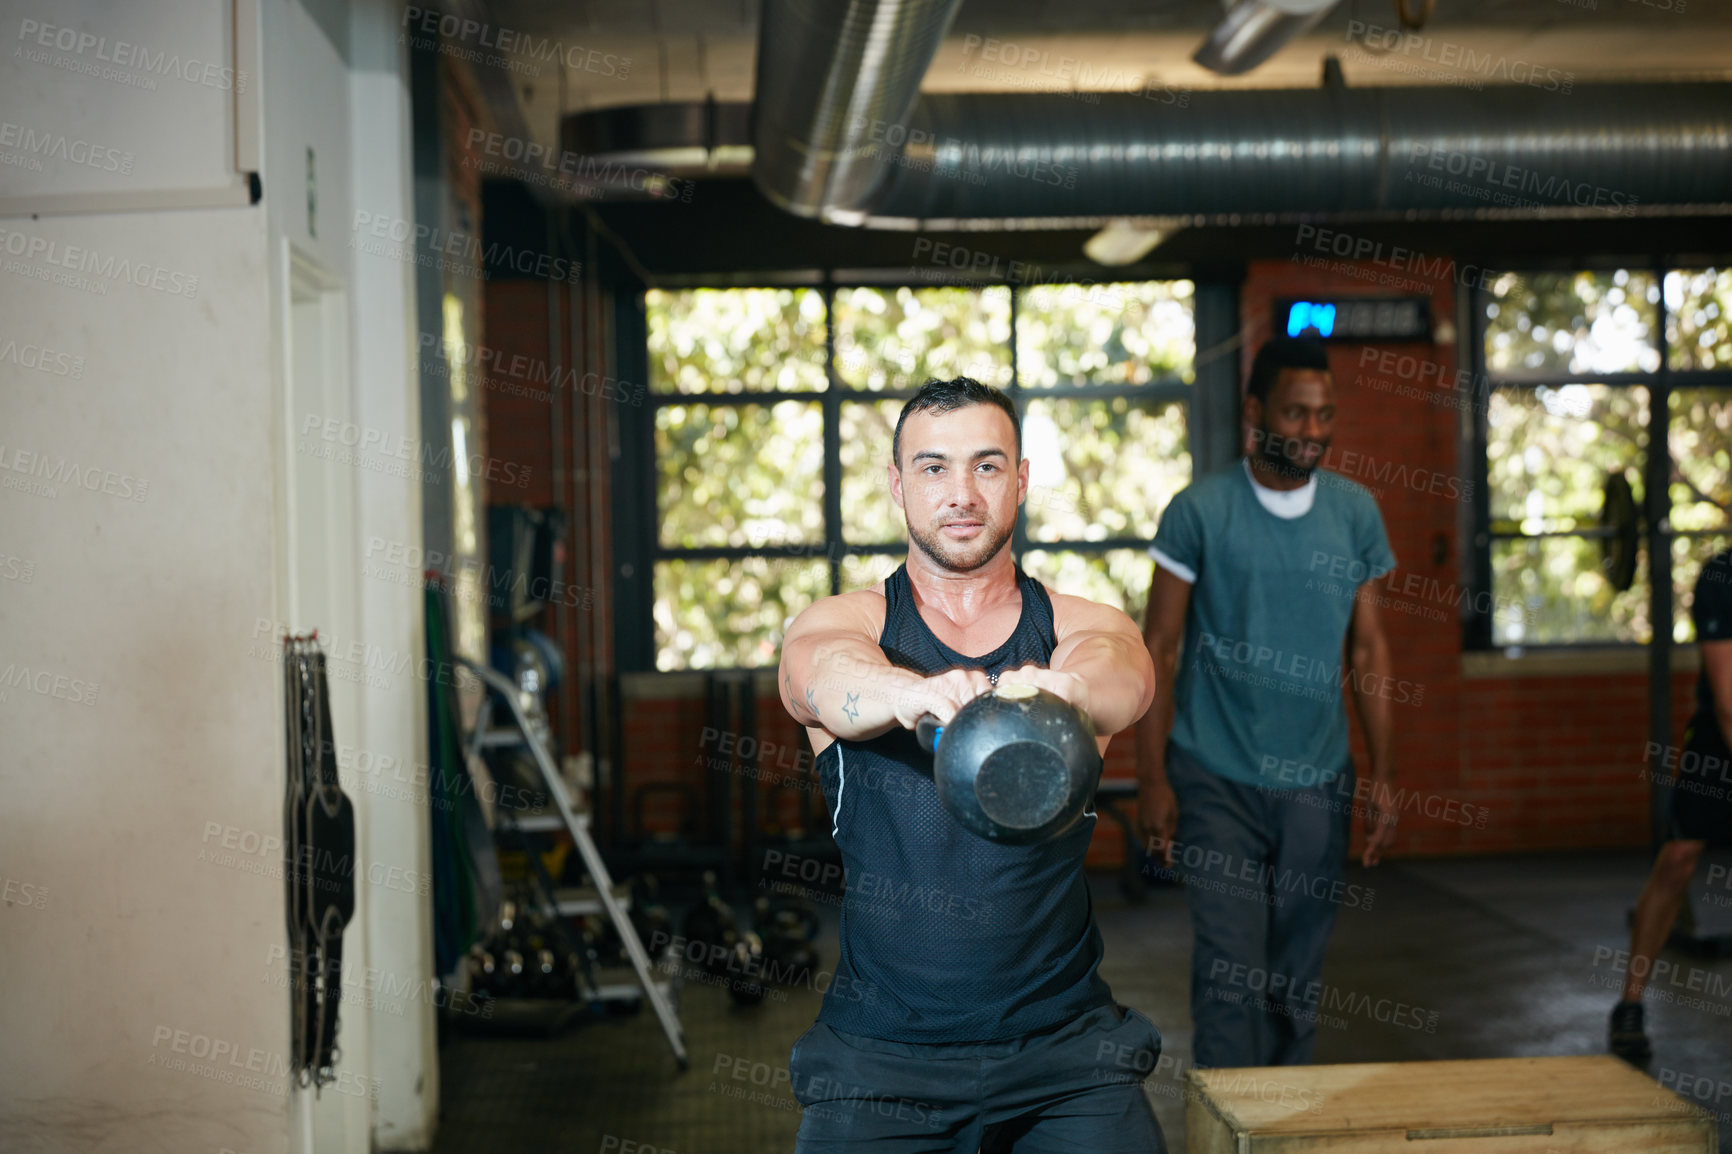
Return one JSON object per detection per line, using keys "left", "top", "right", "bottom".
{"left": 749, "top": 0, "right": 966, "bottom": 222}
{"left": 566, "top": 83, "right": 1732, "bottom": 228}
{"left": 861, "top": 83, "right": 1732, "bottom": 227}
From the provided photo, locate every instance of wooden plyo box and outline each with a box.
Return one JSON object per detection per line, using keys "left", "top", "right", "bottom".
{"left": 1185, "top": 1055, "right": 1716, "bottom": 1153}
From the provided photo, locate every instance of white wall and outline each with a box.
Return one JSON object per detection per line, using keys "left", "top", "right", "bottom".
{"left": 0, "top": 0, "right": 432, "bottom": 1150}
{"left": 0, "top": 203, "right": 282, "bottom": 1154}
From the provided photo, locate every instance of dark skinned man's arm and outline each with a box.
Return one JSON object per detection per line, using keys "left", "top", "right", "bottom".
{"left": 1135, "top": 566, "right": 1193, "bottom": 866}
{"left": 1346, "top": 590, "right": 1397, "bottom": 866}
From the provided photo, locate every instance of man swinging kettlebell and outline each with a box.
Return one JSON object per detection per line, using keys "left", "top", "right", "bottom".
{"left": 778, "top": 377, "right": 1168, "bottom": 1154}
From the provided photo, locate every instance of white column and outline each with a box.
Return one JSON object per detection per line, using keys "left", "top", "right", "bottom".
{"left": 349, "top": 0, "right": 437, "bottom": 1148}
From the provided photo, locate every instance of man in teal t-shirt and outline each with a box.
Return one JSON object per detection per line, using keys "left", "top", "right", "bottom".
{"left": 1136, "top": 335, "right": 1399, "bottom": 1068}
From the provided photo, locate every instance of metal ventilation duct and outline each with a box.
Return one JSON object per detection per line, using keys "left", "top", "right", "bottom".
{"left": 565, "top": 83, "right": 1732, "bottom": 228}
{"left": 750, "top": 0, "right": 965, "bottom": 220}
{"left": 564, "top": 99, "right": 755, "bottom": 175}
{"left": 563, "top": 99, "right": 754, "bottom": 177}
{"left": 862, "top": 84, "right": 1732, "bottom": 227}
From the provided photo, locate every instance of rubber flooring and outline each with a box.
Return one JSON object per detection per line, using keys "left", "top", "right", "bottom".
{"left": 427, "top": 851, "right": 1732, "bottom": 1153}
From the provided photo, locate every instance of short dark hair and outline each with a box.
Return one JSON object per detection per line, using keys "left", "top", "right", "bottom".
{"left": 1246, "top": 336, "right": 1331, "bottom": 404}
{"left": 892, "top": 377, "right": 1021, "bottom": 468}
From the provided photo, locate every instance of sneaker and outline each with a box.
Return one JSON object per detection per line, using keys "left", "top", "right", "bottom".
{"left": 1608, "top": 1000, "right": 1652, "bottom": 1069}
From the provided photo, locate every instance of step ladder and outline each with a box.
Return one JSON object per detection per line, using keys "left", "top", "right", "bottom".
{"left": 457, "top": 657, "right": 689, "bottom": 1069}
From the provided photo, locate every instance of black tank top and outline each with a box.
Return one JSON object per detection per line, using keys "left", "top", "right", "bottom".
{"left": 812, "top": 563, "right": 1113, "bottom": 1042}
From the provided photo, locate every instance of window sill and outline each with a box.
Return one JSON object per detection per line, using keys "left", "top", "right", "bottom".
{"left": 622, "top": 670, "right": 781, "bottom": 701}
{"left": 1460, "top": 645, "right": 1700, "bottom": 680}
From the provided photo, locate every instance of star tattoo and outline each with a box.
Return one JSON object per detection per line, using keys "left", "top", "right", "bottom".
{"left": 842, "top": 691, "right": 860, "bottom": 723}
{"left": 805, "top": 685, "right": 817, "bottom": 718}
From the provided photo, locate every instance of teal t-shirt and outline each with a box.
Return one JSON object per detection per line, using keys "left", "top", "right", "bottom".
{"left": 1151, "top": 462, "right": 1395, "bottom": 788}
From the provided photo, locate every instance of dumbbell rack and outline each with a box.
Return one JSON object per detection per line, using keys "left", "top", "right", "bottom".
{"left": 457, "top": 657, "right": 689, "bottom": 1069}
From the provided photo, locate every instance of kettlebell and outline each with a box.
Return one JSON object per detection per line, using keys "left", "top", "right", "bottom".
{"left": 916, "top": 683, "right": 1100, "bottom": 845}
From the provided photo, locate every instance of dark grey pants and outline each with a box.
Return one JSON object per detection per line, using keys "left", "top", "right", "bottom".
{"left": 1163, "top": 743, "right": 1355, "bottom": 1069}
{"left": 789, "top": 1003, "right": 1168, "bottom": 1152}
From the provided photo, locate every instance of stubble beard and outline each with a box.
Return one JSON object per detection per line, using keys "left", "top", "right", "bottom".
{"left": 907, "top": 513, "right": 1015, "bottom": 574}
{"left": 1257, "top": 423, "right": 1330, "bottom": 482}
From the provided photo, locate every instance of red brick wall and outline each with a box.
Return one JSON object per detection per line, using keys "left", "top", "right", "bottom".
{"left": 480, "top": 272, "right": 611, "bottom": 770}
{"left": 1458, "top": 673, "right": 1696, "bottom": 853}
{"left": 620, "top": 690, "right": 823, "bottom": 842}
{"left": 482, "top": 280, "right": 560, "bottom": 507}
{"left": 621, "top": 695, "right": 703, "bottom": 837}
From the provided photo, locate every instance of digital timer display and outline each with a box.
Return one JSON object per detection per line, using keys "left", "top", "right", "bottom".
{"left": 1278, "top": 297, "right": 1432, "bottom": 343}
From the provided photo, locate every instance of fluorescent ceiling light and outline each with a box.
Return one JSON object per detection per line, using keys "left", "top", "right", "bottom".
{"left": 1084, "top": 220, "right": 1171, "bottom": 265}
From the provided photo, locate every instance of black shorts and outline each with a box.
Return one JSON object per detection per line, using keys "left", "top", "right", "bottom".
{"left": 789, "top": 1003, "right": 1168, "bottom": 1153}
{"left": 1667, "top": 741, "right": 1732, "bottom": 846}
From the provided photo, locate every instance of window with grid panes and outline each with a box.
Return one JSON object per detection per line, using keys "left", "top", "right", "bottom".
{"left": 644, "top": 281, "right": 1197, "bottom": 670}
{"left": 1471, "top": 268, "right": 1732, "bottom": 648}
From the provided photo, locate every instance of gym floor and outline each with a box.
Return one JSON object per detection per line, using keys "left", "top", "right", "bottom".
{"left": 427, "top": 852, "right": 1732, "bottom": 1154}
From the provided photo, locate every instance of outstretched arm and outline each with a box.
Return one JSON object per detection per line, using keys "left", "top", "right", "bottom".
{"left": 779, "top": 592, "right": 991, "bottom": 739}
{"left": 997, "top": 591, "right": 1156, "bottom": 748}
